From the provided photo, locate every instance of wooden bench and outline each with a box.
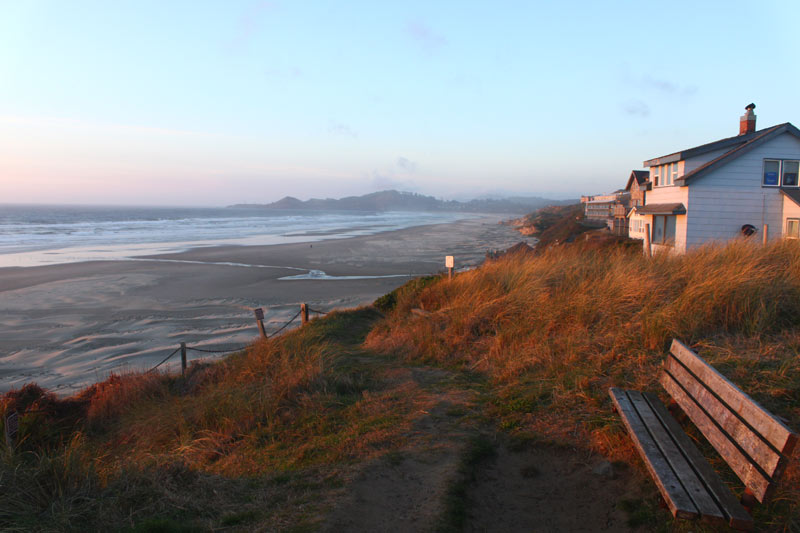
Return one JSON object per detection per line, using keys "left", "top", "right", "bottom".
{"left": 610, "top": 339, "right": 798, "bottom": 530}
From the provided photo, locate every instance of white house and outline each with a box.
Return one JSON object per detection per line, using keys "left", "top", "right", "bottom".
{"left": 632, "top": 104, "right": 800, "bottom": 253}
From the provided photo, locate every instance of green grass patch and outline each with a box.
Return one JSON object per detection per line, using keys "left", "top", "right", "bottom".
{"left": 436, "top": 435, "right": 496, "bottom": 533}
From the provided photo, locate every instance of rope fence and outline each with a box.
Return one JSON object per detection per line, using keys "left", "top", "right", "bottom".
{"left": 0, "top": 303, "right": 329, "bottom": 449}
{"left": 265, "top": 309, "right": 302, "bottom": 338}
{"left": 147, "top": 347, "right": 181, "bottom": 373}
{"left": 186, "top": 346, "right": 248, "bottom": 354}
{"left": 146, "top": 304, "right": 326, "bottom": 374}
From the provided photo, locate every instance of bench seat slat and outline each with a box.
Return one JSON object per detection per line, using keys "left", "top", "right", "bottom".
{"left": 626, "top": 391, "right": 726, "bottom": 523}
{"left": 609, "top": 387, "right": 699, "bottom": 520}
{"left": 665, "top": 355, "right": 782, "bottom": 480}
{"left": 661, "top": 370, "right": 772, "bottom": 502}
{"left": 643, "top": 392, "right": 754, "bottom": 531}
{"left": 669, "top": 340, "right": 798, "bottom": 459}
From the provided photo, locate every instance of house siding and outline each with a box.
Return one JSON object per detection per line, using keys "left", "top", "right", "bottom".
{"left": 685, "top": 132, "right": 800, "bottom": 249}
{"left": 782, "top": 196, "right": 800, "bottom": 237}
{"left": 630, "top": 182, "right": 645, "bottom": 206}
{"left": 640, "top": 185, "right": 689, "bottom": 253}
{"left": 628, "top": 211, "right": 647, "bottom": 240}
{"left": 681, "top": 148, "right": 731, "bottom": 174}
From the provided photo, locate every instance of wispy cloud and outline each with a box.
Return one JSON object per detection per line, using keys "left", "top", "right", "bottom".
{"left": 396, "top": 156, "right": 417, "bottom": 173}
{"left": 368, "top": 156, "right": 420, "bottom": 190}
{"left": 616, "top": 65, "right": 698, "bottom": 118}
{"left": 640, "top": 75, "right": 697, "bottom": 97}
{"left": 617, "top": 65, "right": 698, "bottom": 97}
{"left": 328, "top": 120, "right": 358, "bottom": 138}
{"left": 227, "top": 1, "right": 276, "bottom": 53}
{"left": 405, "top": 20, "right": 446, "bottom": 51}
{"left": 371, "top": 171, "right": 414, "bottom": 191}
{"left": 620, "top": 99, "right": 650, "bottom": 117}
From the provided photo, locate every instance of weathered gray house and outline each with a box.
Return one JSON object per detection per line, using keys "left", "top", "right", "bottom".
{"left": 629, "top": 104, "right": 800, "bottom": 253}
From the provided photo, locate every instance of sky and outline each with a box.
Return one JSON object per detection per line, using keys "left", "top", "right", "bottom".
{"left": 2, "top": 0, "right": 800, "bottom": 206}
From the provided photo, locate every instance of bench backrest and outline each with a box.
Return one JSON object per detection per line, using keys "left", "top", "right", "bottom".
{"left": 660, "top": 339, "right": 798, "bottom": 503}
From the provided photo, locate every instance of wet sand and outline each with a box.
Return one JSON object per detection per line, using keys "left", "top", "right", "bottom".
{"left": 0, "top": 216, "right": 532, "bottom": 394}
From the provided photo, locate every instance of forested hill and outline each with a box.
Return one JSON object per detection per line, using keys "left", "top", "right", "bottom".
{"left": 229, "top": 190, "right": 575, "bottom": 214}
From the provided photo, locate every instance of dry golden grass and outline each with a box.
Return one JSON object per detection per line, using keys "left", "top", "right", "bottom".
{"left": 4, "top": 239, "right": 800, "bottom": 530}
{"left": 0, "top": 307, "right": 419, "bottom": 530}
{"left": 366, "top": 239, "right": 800, "bottom": 530}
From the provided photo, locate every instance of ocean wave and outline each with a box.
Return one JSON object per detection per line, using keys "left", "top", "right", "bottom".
{"left": 0, "top": 206, "right": 473, "bottom": 267}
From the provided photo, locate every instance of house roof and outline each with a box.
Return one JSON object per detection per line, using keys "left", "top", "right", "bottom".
{"left": 642, "top": 124, "right": 782, "bottom": 167}
{"left": 636, "top": 203, "right": 687, "bottom": 215}
{"left": 624, "top": 170, "right": 649, "bottom": 191}
{"left": 642, "top": 122, "right": 797, "bottom": 167}
{"left": 780, "top": 188, "right": 800, "bottom": 207}
{"left": 675, "top": 123, "right": 800, "bottom": 186}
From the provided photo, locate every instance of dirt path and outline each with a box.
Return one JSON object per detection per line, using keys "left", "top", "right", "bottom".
{"left": 323, "top": 365, "right": 478, "bottom": 532}
{"left": 465, "top": 445, "right": 639, "bottom": 532}
{"left": 321, "top": 355, "right": 642, "bottom": 532}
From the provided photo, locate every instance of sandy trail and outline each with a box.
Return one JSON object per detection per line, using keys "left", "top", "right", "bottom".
{"left": 322, "top": 357, "right": 640, "bottom": 532}
{"left": 323, "top": 365, "right": 475, "bottom": 532}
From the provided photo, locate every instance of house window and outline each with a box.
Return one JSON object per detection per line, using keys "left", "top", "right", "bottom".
{"left": 763, "top": 159, "right": 782, "bottom": 186}
{"left": 653, "top": 163, "right": 678, "bottom": 187}
{"left": 663, "top": 164, "right": 673, "bottom": 186}
{"left": 652, "top": 215, "right": 677, "bottom": 245}
{"left": 783, "top": 161, "right": 799, "bottom": 187}
{"left": 787, "top": 219, "right": 800, "bottom": 239}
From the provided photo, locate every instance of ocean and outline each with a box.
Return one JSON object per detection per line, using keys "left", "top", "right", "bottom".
{"left": 0, "top": 204, "right": 472, "bottom": 268}
{"left": 0, "top": 206, "right": 522, "bottom": 394}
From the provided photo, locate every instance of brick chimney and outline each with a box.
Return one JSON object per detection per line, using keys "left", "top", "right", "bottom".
{"left": 739, "top": 103, "right": 756, "bottom": 135}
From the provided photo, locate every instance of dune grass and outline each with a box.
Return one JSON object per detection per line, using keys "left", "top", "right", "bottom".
{"left": 0, "top": 307, "right": 419, "bottom": 531}
{"left": 4, "top": 238, "right": 800, "bottom": 530}
{"left": 365, "top": 239, "right": 800, "bottom": 530}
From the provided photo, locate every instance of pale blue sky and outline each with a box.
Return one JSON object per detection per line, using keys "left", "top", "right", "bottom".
{"left": 1, "top": 0, "right": 799, "bottom": 205}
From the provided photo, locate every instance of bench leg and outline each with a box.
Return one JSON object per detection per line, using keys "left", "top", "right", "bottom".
{"left": 741, "top": 488, "right": 757, "bottom": 513}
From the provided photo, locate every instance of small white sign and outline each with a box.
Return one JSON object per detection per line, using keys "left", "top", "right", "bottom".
{"left": 445, "top": 256, "right": 454, "bottom": 268}
{"left": 5, "top": 411, "right": 18, "bottom": 444}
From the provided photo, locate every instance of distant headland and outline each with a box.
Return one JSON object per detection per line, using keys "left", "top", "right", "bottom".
{"left": 229, "top": 189, "right": 576, "bottom": 214}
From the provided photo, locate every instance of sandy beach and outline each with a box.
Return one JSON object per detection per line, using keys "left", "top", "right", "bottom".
{"left": 0, "top": 215, "right": 532, "bottom": 394}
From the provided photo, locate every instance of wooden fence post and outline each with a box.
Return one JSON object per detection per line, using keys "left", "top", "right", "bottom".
{"left": 254, "top": 307, "right": 267, "bottom": 339}
{"left": 180, "top": 342, "right": 187, "bottom": 376}
{"left": 301, "top": 303, "right": 309, "bottom": 325}
{"left": 763, "top": 224, "right": 769, "bottom": 245}
{"left": 644, "top": 224, "right": 652, "bottom": 257}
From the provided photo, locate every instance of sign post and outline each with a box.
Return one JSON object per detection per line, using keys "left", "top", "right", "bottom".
{"left": 254, "top": 308, "right": 267, "bottom": 339}
{"left": 445, "top": 255, "right": 454, "bottom": 280}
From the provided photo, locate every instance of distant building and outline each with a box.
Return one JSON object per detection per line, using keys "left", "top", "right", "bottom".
{"left": 625, "top": 170, "right": 650, "bottom": 207}
{"left": 629, "top": 104, "right": 800, "bottom": 253}
{"left": 625, "top": 170, "right": 651, "bottom": 240}
{"left": 581, "top": 190, "right": 630, "bottom": 234}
